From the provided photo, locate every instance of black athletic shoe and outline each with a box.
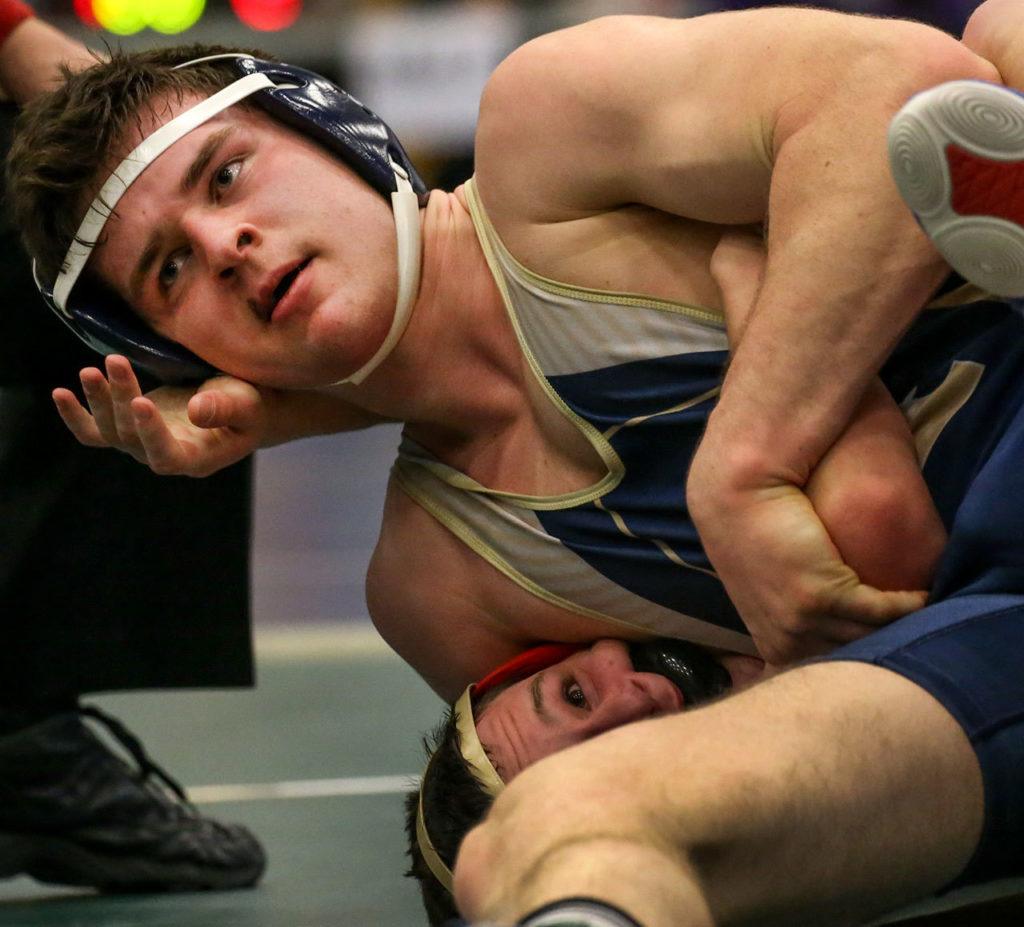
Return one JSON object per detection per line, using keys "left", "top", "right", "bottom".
{"left": 0, "top": 706, "right": 266, "bottom": 892}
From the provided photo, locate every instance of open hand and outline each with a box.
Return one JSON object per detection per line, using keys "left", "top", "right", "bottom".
{"left": 52, "top": 355, "right": 267, "bottom": 477}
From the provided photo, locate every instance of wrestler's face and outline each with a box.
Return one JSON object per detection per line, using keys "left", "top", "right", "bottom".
{"left": 91, "top": 94, "right": 402, "bottom": 388}
{"left": 475, "top": 639, "right": 762, "bottom": 781}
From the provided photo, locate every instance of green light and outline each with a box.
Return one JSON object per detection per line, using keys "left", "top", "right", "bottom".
{"left": 148, "top": 0, "right": 205, "bottom": 34}
{"left": 88, "top": 0, "right": 206, "bottom": 35}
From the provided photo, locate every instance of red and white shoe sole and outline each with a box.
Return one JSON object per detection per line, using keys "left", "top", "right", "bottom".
{"left": 889, "top": 79, "right": 1024, "bottom": 297}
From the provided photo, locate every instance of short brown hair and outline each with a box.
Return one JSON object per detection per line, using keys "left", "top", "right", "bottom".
{"left": 5, "top": 43, "right": 271, "bottom": 285}
{"left": 405, "top": 707, "right": 495, "bottom": 925}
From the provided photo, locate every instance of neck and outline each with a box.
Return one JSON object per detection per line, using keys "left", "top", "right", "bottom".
{"left": 323, "top": 185, "right": 522, "bottom": 438}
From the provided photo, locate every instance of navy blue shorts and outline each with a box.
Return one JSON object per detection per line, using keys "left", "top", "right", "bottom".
{"left": 822, "top": 594, "right": 1024, "bottom": 886}
{"left": 820, "top": 367, "right": 1024, "bottom": 886}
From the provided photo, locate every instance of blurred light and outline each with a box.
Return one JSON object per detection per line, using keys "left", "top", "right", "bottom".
{"left": 149, "top": 0, "right": 205, "bottom": 33}
{"left": 76, "top": 0, "right": 206, "bottom": 34}
{"left": 72, "top": 0, "right": 100, "bottom": 28}
{"left": 230, "top": 0, "right": 301, "bottom": 31}
{"left": 91, "top": 0, "right": 146, "bottom": 34}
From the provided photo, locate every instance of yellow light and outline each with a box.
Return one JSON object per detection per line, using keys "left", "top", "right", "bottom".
{"left": 92, "top": 0, "right": 146, "bottom": 35}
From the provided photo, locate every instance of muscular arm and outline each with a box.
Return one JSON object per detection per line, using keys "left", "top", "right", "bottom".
{"left": 455, "top": 661, "right": 983, "bottom": 927}
{"left": 478, "top": 9, "right": 995, "bottom": 661}
{"left": 712, "top": 231, "right": 947, "bottom": 595}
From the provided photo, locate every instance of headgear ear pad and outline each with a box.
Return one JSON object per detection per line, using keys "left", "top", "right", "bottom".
{"left": 45, "top": 55, "right": 428, "bottom": 384}
{"left": 63, "top": 277, "right": 218, "bottom": 383}
{"left": 628, "top": 638, "right": 732, "bottom": 706}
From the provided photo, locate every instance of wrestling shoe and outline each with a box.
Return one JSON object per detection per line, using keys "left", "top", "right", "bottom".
{"left": 0, "top": 706, "right": 265, "bottom": 892}
{"left": 888, "top": 79, "right": 1024, "bottom": 297}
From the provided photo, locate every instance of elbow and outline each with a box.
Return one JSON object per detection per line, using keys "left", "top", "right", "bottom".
{"left": 818, "top": 474, "right": 947, "bottom": 592}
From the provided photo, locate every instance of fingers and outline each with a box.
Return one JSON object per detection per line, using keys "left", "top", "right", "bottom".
{"left": 77, "top": 357, "right": 144, "bottom": 449}
{"left": 105, "top": 354, "right": 144, "bottom": 440}
{"left": 189, "top": 388, "right": 239, "bottom": 430}
{"left": 831, "top": 585, "right": 929, "bottom": 625}
{"left": 757, "top": 585, "right": 930, "bottom": 664}
{"left": 52, "top": 387, "right": 106, "bottom": 446}
{"left": 130, "top": 397, "right": 189, "bottom": 474}
{"left": 79, "top": 365, "right": 119, "bottom": 443}
{"left": 189, "top": 378, "right": 261, "bottom": 431}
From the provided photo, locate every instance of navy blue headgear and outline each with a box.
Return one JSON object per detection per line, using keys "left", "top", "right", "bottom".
{"left": 36, "top": 55, "right": 429, "bottom": 384}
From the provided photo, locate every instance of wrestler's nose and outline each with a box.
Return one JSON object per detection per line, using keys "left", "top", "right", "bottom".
{"left": 184, "top": 213, "right": 259, "bottom": 278}
{"left": 587, "top": 676, "right": 665, "bottom": 735}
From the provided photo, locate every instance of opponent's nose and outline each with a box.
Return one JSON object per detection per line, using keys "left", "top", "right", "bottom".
{"left": 586, "top": 676, "right": 667, "bottom": 735}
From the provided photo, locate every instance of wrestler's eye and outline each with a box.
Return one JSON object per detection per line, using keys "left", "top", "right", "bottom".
{"left": 158, "top": 250, "right": 188, "bottom": 291}
{"left": 563, "top": 680, "right": 588, "bottom": 710}
{"left": 211, "top": 160, "right": 242, "bottom": 198}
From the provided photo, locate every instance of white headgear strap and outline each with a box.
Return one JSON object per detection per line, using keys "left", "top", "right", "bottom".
{"left": 51, "top": 58, "right": 423, "bottom": 388}
{"left": 339, "top": 164, "right": 422, "bottom": 385}
{"left": 51, "top": 71, "right": 274, "bottom": 314}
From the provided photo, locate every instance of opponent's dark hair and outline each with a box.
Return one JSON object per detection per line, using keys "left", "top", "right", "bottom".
{"left": 404, "top": 707, "right": 496, "bottom": 926}
{"left": 6, "top": 43, "right": 272, "bottom": 284}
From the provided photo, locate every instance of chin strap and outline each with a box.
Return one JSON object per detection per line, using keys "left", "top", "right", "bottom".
{"left": 336, "top": 161, "right": 423, "bottom": 385}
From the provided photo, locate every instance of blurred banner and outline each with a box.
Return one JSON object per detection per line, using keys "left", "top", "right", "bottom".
{"left": 342, "top": 2, "right": 519, "bottom": 153}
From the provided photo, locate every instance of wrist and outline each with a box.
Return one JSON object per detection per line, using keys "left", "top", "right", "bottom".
{"left": 0, "top": 0, "right": 33, "bottom": 49}
{"left": 694, "top": 402, "right": 815, "bottom": 494}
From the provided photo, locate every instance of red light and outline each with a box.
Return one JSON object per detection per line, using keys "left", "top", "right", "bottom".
{"left": 230, "top": 0, "right": 301, "bottom": 31}
{"left": 73, "top": 0, "right": 100, "bottom": 29}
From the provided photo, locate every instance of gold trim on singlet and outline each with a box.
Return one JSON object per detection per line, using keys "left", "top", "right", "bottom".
{"left": 389, "top": 178, "right": 761, "bottom": 649}
{"left": 926, "top": 281, "right": 990, "bottom": 309}
{"left": 392, "top": 449, "right": 755, "bottom": 653}
{"left": 903, "top": 360, "right": 986, "bottom": 465}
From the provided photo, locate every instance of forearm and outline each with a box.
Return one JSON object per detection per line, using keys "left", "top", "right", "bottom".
{"left": 685, "top": 33, "right": 996, "bottom": 655}
{"left": 259, "top": 387, "right": 387, "bottom": 447}
{"left": 0, "top": 11, "right": 96, "bottom": 104}
{"left": 707, "top": 34, "right": 996, "bottom": 487}
{"left": 457, "top": 663, "right": 983, "bottom": 926}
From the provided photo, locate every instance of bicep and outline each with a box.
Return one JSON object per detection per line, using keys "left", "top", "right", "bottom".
{"left": 476, "top": 9, "right": 891, "bottom": 230}
{"left": 477, "top": 9, "right": 988, "bottom": 231}
{"left": 476, "top": 13, "right": 774, "bottom": 229}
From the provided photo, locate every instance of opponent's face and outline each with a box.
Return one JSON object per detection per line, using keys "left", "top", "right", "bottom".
{"left": 92, "top": 94, "right": 400, "bottom": 388}
{"left": 475, "top": 639, "right": 761, "bottom": 781}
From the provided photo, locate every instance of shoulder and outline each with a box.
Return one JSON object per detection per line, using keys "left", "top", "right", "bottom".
{"left": 474, "top": 17, "right": 653, "bottom": 226}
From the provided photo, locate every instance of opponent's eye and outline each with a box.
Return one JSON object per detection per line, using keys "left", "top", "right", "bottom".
{"left": 158, "top": 250, "right": 187, "bottom": 291}
{"left": 212, "top": 160, "right": 242, "bottom": 197}
{"left": 563, "top": 680, "right": 588, "bottom": 710}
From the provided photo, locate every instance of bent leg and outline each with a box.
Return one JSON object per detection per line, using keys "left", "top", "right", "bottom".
{"left": 455, "top": 649, "right": 987, "bottom": 926}
{"left": 816, "top": 594, "right": 1024, "bottom": 888}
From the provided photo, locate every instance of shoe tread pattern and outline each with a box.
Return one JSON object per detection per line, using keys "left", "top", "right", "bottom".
{"left": 888, "top": 80, "right": 1024, "bottom": 297}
